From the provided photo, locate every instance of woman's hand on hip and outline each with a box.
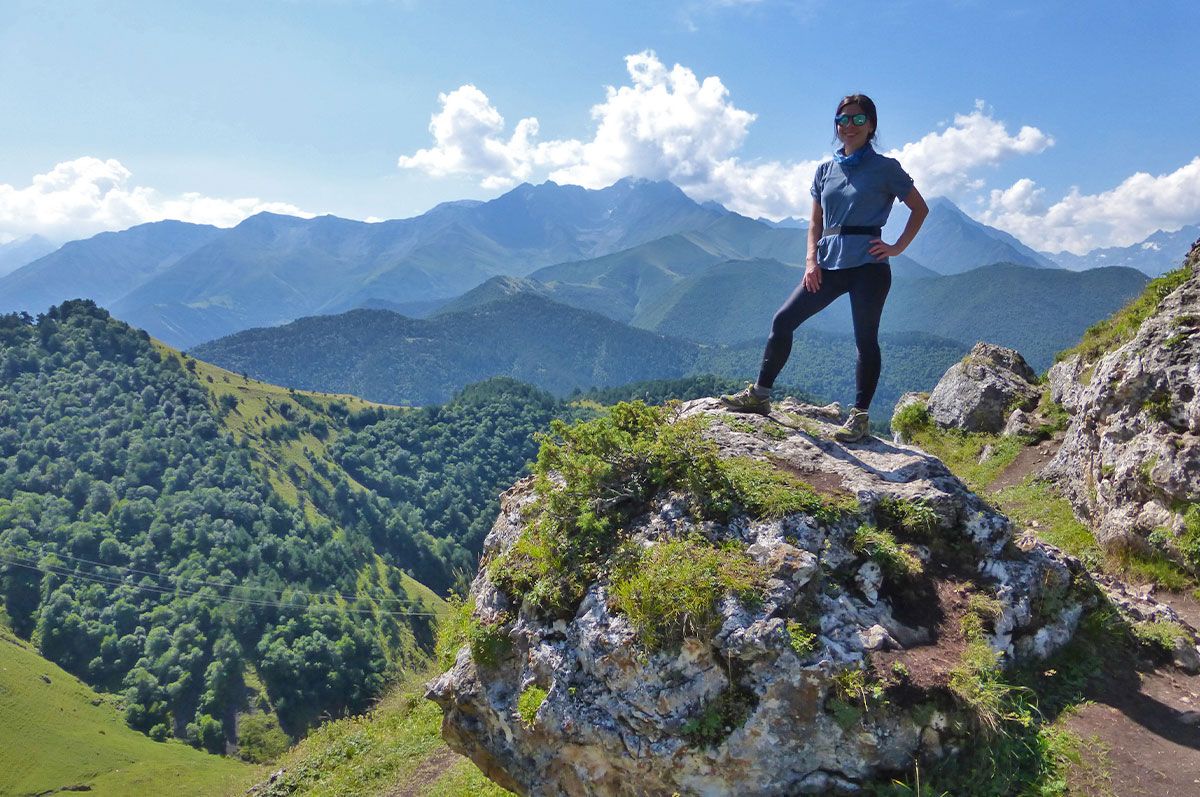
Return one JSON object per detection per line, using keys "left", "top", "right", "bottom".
{"left": 803, "top": 264, "right": 822, "bottom": 293}
{"left": 868, "top": 239, "right": 903, "bottom": 259}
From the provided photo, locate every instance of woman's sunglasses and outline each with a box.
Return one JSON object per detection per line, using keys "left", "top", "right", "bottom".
{"left": 835, "top": 113, "right": 869, "bottom": 127}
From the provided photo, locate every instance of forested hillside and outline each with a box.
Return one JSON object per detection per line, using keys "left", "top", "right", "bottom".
{"left": 331, "top": 378, "right": 589, "bottom": 559}
{"left": 189, "top": 293, "right": 968, "bottom": 421}
{"left": 0, "top": 302, "right": 452, "bottom": 755}
{"left": 190, "top": 295, "right": 702, "bottom": 403}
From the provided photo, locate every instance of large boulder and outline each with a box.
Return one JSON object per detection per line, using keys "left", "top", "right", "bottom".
{"left": 925, "top": 343, "right": 1041, "bottom": 434}
{"left": 1043, "top": 242, "right": 1200, "bottom": 549}
{"left": 428, "top": 398, "right": 1089, "bottom": 796}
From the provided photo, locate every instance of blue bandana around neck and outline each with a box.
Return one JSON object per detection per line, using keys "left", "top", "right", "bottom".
{"left": 834, "top": 143, "right": 872, "bottom": 168}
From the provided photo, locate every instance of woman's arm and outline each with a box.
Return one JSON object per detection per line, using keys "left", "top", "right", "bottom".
{"left": 868, "top": 186, "right": 928, "bottom": 260}
{"left": 804, "top": 198, "right": 824, "bottom": 292}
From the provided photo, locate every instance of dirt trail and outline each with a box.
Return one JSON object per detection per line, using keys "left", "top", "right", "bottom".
{"left": 386, "top": 747, "right": 462, "bottom": 797}
{"left": 1066, "top": 664, "right": 1200, "bottom": 796}
{"left": 988, "top": 432, "right": 1064, "bottom": 493}
{"left": 985, "top": 431, "right": 1200, "bottom": 795}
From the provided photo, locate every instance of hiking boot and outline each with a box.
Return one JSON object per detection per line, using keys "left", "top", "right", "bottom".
{"left": 833, "top": 408, "right": 870, "bottom": 442}
{"left": 720, "top": 384, "right": 771, "bottom": 415}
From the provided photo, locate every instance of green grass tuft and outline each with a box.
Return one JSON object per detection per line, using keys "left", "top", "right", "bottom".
{"left": 853, "top": 524, "right": 924, "bottom": 580}
{"left": 1181, "top": 503, "right": 1200, "bottom": 571}
{"left": 722, "top": 456, "right": 849, "bottom": 521}
{"left": 516, "top": 685, "right": 549, "bottom": 728}
{"left": 1142, "top": 390, "right": 1173, "bottom": 423}
{"left": 490, "top": 402, "right": 849, "bottom": 617}
{"left": 609, "top": 537, "right": 767, "bottom": 651}
{"left": 434, "top": 595, "right": 474, "bottom": 670}
{"left": 1131, "top": 620, "right": 1190, "bottom": 656}
{"left": 948, "top": 640, "right": 1035, "bottom": 735}
{"left": 891, "top": 399, "right": 932, "bottom": 439}
{"left": 467, "top": 618, "right": 512, "bottom": 669}
{"left": 1056, "top": 263, "right": 1192, "bottom": 365}
{"left": 786, "top": 619, "right": 818, "bottom": 658}
{"left": 960, "top": 592, "right": 1004, "bottom": 641}
{"left": 875, "top": 495, "right": 939, "bottom": 539}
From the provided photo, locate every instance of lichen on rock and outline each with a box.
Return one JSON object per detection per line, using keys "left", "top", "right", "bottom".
{"left": 428, "top": 398, "right": 1089, "bottom": 795}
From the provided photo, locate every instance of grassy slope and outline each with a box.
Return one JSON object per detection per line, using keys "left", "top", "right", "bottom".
{"left": 1055, "top": 259, "right": 1194, "bottom": 369}
{"left": 904, "top": 423, "right": 1196, "bottom": 598}
{"left": 0, "top": 344, "right": 455, "bottom": 796}
{"left": 254, "top": 673, "right": 510, "bottom": 797}
{"left": 0, "top": 620, "right": 258, "bottom": 796}
{"left": 170, "top": 345, "right": 450, "bottom": 618}
{"left": 193, "top": 350, "right": 509, "bottom": 794}
{"left": 170, "top": 343, "right": 398, "bottom": 510}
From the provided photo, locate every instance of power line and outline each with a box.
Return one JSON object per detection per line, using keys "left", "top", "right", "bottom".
{"left": 1, "top": 542, "right": 434, "bottom": 608}
{"left": 0, "top": 554, "right": 442, "bottom": 618}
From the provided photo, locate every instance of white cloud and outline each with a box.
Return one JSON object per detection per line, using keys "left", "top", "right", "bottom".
{"left": 547, "top": 52, "right": 757, "bottom": 189}
{"left": 883, "top": 100, "right": 1054, "bottom": 197}
{"left": 0, "top": 157, "right": 313, "bottom": 242}
{"left": 396, "top": 54, "right": 1053, "bottom": 221}
{"left": 981, "top": 156, "right": 1200, "bottom": 253}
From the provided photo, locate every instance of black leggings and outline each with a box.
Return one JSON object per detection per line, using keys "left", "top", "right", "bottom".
{"left": 757, "top": 263, "right": 891, "bottom": 410}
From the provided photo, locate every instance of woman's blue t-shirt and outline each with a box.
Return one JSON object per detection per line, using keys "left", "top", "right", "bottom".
{"left": 810, "top": 145, "right": 914, "bottom": 270}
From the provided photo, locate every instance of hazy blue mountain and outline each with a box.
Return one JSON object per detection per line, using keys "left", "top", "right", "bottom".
{"left": 433, "top": 275, "right": 555, "bottom": 317}
{"left": 621, "top": 259, "right": 1145, "bottom": 372}
{"left": 0, "top": 234, "right": 57, "bottom": 278}
{"left": 190, "top": 294, "right": 701, "bottom": 404}
{"left": 109, "top": 212, "right": 408, "bottom": 347}
{"left": 891, "top": 257, "right": 941, "bottom": 280}
{"left": 100, "top": 178, "right": 728, "bottom": 348}
{"left": 623, "top": 256, "right": 929, "bottom": 341}
{"left": 356, "top": 296, "right": 451, "bottom": 318}
{"left": 1043, "top": 224, "right": 1200, "bottom": 276}
{"left": 882, "top": 263, "right": 1147, "bottom": 370}
{"left": 527, "top": 233, "right": 728, "bottom": 321}
{"left": 757, "top": 216, "right": 807, "bottom": 229}
{"left": 688, "top": 214, "right": 809, "bottom": 262}
{"left": 631, "top": 258, "right": 799, "bottom": 342}
{"left": 886, "top": 197, "right": 1058, "bottom": 274}
{"left": 0, "top": 220, "right": 222, "bottom": 315}
{"left": 519, "top": 216, "right": 933, "bottom": 326}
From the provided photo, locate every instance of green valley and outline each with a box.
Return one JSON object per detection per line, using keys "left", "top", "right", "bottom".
{"left": 0, "top": 616, "right": 257, "bottom": 795}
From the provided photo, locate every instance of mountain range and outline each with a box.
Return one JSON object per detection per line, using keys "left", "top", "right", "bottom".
{"left": 0, "top": 177, "right": 1181, "bottom": 365}
{"left": 1044, "top": 223, "right": 1200, "bottom": 276}
{"left": 0, "top": 234, "right": 57, "bottom": 277}
{"left": 189, "top": 291, "right": 968, "bottom": 418}
{"left": 883, "top": 197, "right": 1058, "bottom": 273}
{"left": 433, "top": 257, "right": 1144, "bottom": 372}
{"left": 1, "top": 179, "right": 726, "bottom": 347}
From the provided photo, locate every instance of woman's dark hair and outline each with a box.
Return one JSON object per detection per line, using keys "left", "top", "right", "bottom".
{"left": 835, "top": 93, "right": 878, "bottom": 144}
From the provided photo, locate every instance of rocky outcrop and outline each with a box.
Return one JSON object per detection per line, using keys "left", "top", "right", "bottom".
{"left": 1043, "top": 242, "right": 1200, "bottom": 549}
{"left": 428, "top": 398, "right": 1088, "bottom": 796}
{"left": 925, "top": 343, "right": 1041, "bottom": 434}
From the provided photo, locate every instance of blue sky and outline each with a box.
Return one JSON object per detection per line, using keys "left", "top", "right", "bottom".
{"left": 2, "top": 0, "right": 1198, "bottom": 252}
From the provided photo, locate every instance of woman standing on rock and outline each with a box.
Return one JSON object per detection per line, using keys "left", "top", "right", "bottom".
{"left": 721, "top": 94, "right": 928, "bottom": 442}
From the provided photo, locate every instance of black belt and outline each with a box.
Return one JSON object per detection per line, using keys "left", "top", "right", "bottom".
{"left": 822, "top": 225, "right": 881, "bottom": 237}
